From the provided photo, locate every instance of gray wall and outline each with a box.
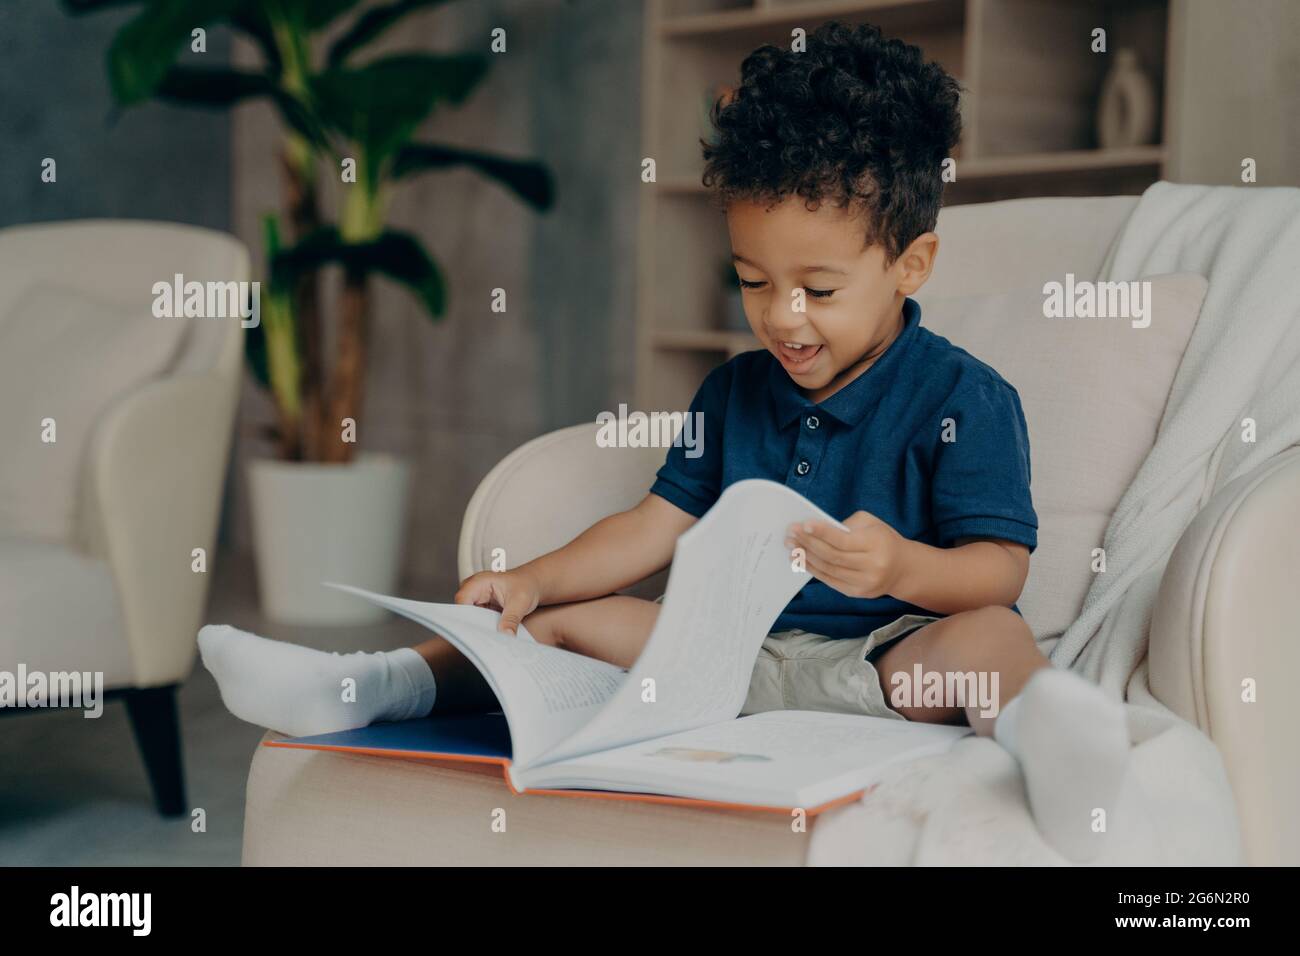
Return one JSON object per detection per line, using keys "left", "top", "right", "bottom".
{"left": 1165, "top": 0, "right": 1300, "bottom": 187}
{"left": 0, "top": 3, "right": 231, "bottom": 229}
{"left": 0, "top": 0, "right": 640, "bottom": 597}
{"left": 228, "top": 0, "right": 643, "bottom": 595}
{"left": 526, "top": 0, "right": 644, "bottom": 428}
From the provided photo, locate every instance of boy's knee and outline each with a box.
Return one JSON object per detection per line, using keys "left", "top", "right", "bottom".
{"left": 932, "top": 605, "right": 1034, "bottom": 662}
{"left": 966, "top": 604, "right": 1032, "bottom": 638}
{"left": 520, "top": 607, "right": 568, "bottom": 649}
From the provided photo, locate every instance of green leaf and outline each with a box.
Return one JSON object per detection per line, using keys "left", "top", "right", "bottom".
{"left": 277, "top": 0, "right": 365, "bottom": 31}
{"left": 327, "top": 0, "right": 452, "bottom": 67}
{"left": 272, "top": 95, "right": 332, "bottom": 152}
{"left": 244, "top": 308, "right": 270, "bottom": 387}
{"left": 305, "top": 0, "right": 366, "bottom": 30}
{"left": 154, "top": 66, "right": 275, "bottom": 106}
{"left": 152, "top": 66, "right": 328, "bottom": 148}
{"left": 264, "top": 214, "right": 284, "bottom": 264}
{"left": 272, "top": 227, "right": 447, "bottom": 317}
{"left": 393, "top": 143, "right": 555, "bottom": 210}
{"left": 228, "top": 3, "right": 281, "bottom": 72}
{"left": 107, "top": 0, "right": 245, "bottom": 104}
{"left": 310, "top": 54, "right": 488, "bottom": 166}
{"left": 82, "top": 0, "right": 282, "bottom": 74}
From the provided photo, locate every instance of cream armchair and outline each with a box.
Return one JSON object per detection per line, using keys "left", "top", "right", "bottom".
{"left": 0, "top": 220, "right": 245, "bottom": 815}
{"left": 242, "top": 194, "right": 1297, "bottom": 865}
{"left": 1149, "top": 444, "right": 1300, "bottom": 866}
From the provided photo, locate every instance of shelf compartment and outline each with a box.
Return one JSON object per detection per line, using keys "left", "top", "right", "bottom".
{"left": 661, "top": 0, "right": 965, "bottom": 39}
{"left": 655, "top": 329, "right": 757, "bottom": 355}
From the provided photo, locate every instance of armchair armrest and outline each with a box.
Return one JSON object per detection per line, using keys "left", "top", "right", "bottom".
{"left": 1150, "top": 445, "right": 1300, "bottom": 866}
{"left": 78, "top": 321, "right": 242, "bottom": 688}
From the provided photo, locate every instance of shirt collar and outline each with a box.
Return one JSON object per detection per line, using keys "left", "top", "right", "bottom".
{"left": 768, "top": 296, "right": 922, "bottom": 429}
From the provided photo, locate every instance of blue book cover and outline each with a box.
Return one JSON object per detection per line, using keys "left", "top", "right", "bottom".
{"left": 267, "top": 712, "right": 514, "bottom": 765}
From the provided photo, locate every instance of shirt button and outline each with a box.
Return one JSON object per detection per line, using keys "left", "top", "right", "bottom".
{"left": 795, "top": 460, "right": 811, "bottom": 476}
{"left": 805, "top": 415, "right": 820, "bottom": 430}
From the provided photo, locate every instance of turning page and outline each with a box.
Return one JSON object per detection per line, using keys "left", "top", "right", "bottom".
{"left": 325, "top": 586, "right": 627, "bottom": 768}
{"left": 526, "top": 479, "right": 847, "bottom": 768}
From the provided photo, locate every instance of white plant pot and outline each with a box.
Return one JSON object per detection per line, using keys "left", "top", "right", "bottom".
{"left": 248, "top": 453, "right": 411, "bottom": 625}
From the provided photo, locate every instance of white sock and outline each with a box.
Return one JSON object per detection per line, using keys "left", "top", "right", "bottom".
{"left": 197, "top": 624, "right": 437, "bottom": 738}
{"left": 994, "top": 667, "right": 1129, "bottom": 863}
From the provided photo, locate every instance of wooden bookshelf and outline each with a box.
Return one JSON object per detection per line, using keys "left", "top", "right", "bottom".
{"left": 635, "top": 0, "right": 1175, "bottom": 412}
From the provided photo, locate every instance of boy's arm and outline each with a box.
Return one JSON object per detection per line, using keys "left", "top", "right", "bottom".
{"left": 463, "top": 356, "right": 727, "bottom": 633}
{"left": 522, "top": 492, "right": 697, "bottom": 604}
{"left": 789, "top": 514, "right": 1029, "bottom": 614}
{"left": 892, "top": 536, "right": 1028, "bottom": 614}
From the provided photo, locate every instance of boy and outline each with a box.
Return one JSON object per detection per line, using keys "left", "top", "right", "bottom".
{"left": 202, "top": 22, "right": 1129, "bottom": 862}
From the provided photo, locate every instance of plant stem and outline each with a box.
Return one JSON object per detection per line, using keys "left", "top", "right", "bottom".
{"left": 326, "top": 267, "right": 370, "bottom": 464}
{"left": 261, "top": 215, "right": 302, "bottom": 460}
{"left": 279, "top": 146, "right": 326, "bottom": 461}
{"left": 339, "top": 163, "right": 389, "bottom": 242}
{"left": 322, "top": 174, "right": 387, "bottom": 464}
{"left": 270, "top": 5, "right": 326, "bottom": 462}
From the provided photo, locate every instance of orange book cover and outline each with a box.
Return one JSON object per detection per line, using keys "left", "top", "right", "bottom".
{"left": 263, "top": 712, "right": 866, "bottom": 816}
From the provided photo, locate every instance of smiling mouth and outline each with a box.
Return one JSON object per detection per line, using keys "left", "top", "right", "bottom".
{"left": 775, "top": 341, "right": 824, "bottom": 369}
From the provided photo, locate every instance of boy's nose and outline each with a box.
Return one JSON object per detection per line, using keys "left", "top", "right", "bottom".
{"left": 766, "top": 297, "right": 808, "bottom": 331}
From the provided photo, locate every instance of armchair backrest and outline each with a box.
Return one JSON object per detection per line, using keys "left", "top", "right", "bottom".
{"left": 919, "top": 194, "right": 1137, "bottom": 300}
{"left": 0, "top": 220, "right": 248, "bottom": 542}
{"left": 0, "top": 220, "right": 248, "bottom": 373}
{"left": 458, "top": 423, "right": 666, "bottom": 580}
{"left": 460, "top": 197, "right": 1141, "bottom": 586}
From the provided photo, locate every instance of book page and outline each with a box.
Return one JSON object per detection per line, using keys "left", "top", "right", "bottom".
{"left": 530, "top": 480, "right": 847, "bottom": 767}
{"left": 325, "top": 586, "right": 627, "bottom": 768}
{"left": 520, "top": 710, "right": 971, "bottom": 808}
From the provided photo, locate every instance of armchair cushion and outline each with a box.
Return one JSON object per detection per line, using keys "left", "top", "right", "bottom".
{"left": 0, "top": 282, "right": 186, "bottom": 541}
{"left": 0, "top": 538, "right": 132, "bottom": 687}
{"left": 919, "top": 273, "right": 1208, "bottom": 640}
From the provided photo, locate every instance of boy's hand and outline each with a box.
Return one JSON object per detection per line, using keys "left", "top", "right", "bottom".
{"left": 787, "top": 511, "right": 912, "bottom": 600}
{"left": 454, "top": 569, "right": 543, "bottom": 634}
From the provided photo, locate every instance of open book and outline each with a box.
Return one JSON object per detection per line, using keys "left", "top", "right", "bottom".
{"left": 266, "top": 479, "right": 970, "bottom": 813}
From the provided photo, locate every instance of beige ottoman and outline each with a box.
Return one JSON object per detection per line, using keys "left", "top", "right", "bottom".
{"left": 242, "top": 732, "right": 817, "bottom": 865}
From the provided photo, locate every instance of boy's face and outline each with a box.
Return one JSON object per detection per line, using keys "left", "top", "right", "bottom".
{"left": 726, "top": 196, "right": 936, "bottom": 403}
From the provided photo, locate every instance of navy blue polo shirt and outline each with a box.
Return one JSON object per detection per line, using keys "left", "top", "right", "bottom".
{"left": 649, "top": 296, "right": 1037, "bottom": 638}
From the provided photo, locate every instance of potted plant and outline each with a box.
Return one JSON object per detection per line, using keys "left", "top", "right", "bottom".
{"left": 69, "top": 0, "right": 554, "bottom": 622}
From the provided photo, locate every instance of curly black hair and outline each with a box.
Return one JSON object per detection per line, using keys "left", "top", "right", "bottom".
{"left": 701, "top": 21, "right": 962, "bottom": 265}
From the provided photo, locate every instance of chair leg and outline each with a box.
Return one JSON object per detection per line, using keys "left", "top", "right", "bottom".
{"left": 124, "top": 685, "right": 187, "bottom": 817}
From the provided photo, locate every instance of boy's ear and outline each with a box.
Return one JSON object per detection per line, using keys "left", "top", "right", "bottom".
{"left": 894, "top": 232, "right": 939, "bottom": 296}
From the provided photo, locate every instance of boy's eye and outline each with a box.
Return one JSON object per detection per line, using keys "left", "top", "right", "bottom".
{"left": 736, "top": 279, "right": 834, "bottom": 298}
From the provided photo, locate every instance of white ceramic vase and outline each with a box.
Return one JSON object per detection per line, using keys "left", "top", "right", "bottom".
{"left": 1096, "top": 48, "right": 1157, "bottom": 149}
{"left": 248, "top": 452, "right": 411, "bottom": 625}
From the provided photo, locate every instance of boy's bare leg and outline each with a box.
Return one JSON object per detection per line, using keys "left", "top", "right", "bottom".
{"left": 413, "top": 596, "right": 661, "bottom": 714}
{"left": 871, "top": 604, "right": 1047, "bottom": 734}
{"left": 412, "top": 637, "right": 500, "bottom": 714}
{"left": 522, "top": 596, "right": 661, "bottom": 667}
{"left": 874, "top": 604, "right": 1129, "bottom": 862}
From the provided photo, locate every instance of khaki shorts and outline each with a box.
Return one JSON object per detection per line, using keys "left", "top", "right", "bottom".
{"left": 740, "top": 614, "right": 940, "bottom": 721}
